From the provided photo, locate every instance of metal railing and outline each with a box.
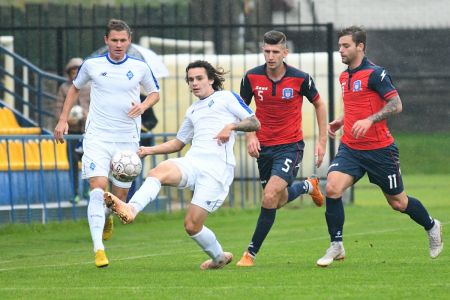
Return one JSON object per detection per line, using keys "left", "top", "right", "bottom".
{"left": 0, "top": 45, "right": 65, "bottom": 132}
{"left": 1, "top": 133, "right": 267, "bottom": 224}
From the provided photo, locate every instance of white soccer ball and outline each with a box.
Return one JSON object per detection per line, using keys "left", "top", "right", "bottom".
{"left": 110, "top": 150, "right": 142, "bottom": 182}
{"left": 69, "top": 105, "right": 84, "bottom": 121}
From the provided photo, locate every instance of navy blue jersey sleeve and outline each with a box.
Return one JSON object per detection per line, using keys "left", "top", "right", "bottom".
{"left": 240, "top": 75, "right": 253, "bottom": 105}
{"left": 300, "top": 74, "right": 319, "bottom": 102}
{"left": 368, "top": 68, "right": 398, "bottom": 99}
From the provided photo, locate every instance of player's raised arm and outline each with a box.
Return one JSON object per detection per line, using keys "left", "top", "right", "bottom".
{"left": 214, "top": 115, "right": 260, "bottom": 145}
{"left": 138, "top": 138, "right": 185, "bottom": 157}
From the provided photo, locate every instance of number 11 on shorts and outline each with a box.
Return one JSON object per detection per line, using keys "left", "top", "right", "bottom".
{"left": 388, "top": 174, "right": 398, "bottom": 189}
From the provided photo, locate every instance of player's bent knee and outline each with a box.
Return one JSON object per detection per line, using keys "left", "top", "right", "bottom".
{"left": 325, "top": 182, "right": 343, "bottom": 198}
{"left": 184, "top": 219, "right": 201, "bottom": 236}
{"left": 388, "top": 199, "right": 406, "bottom": 212}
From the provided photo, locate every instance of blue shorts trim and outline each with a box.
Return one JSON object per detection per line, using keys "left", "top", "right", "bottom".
{"left": 328, "top": 143, "right": 404, "bottom": 195}
{"left": 257, "top": 140, "right": 305, "bottom": 188}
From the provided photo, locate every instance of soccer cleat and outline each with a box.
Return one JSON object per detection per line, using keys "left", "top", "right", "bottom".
{"left": 307, "top": 177, "right": 324, "bottom": 207}
{"left": 102, "top": 215, "right": 114, "bottom": 241}
{"left": 316, "top": 241, "right": 345, "bottom": 267}
{"left": 236, "top": 251, "right": 255, "bottom": 267}
{"left": 200, "top": 252, "right": 233, "bottom": 270}
{"left": 95, "top": 249, "right": 109, "bottom": 268}
{"left": 427, "top": 219, "right": 443, "bottom": 259}
{"left": 104, "top": 192, "right": 136, "bottom": 224}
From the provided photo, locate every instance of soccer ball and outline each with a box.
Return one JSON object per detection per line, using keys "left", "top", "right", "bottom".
{"left": 69, "top": 105, "right": 84, "bottom": 121}
{"left": 110, "top": 150, "right": 142, "bottom": 182}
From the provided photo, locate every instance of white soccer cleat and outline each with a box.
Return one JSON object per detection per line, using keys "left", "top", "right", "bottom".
{"left": 200, "top": 252, "right": 233, "bottom": 270}
{"left": 427, "top": 219, "right": 443, "bottom": 259}
{"left": 317, "top": 241, "right": 345, "bottom": 267}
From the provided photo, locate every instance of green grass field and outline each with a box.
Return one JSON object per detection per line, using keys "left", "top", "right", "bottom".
{"left": 0, "top": 174, "right": 449, "bottom": 299}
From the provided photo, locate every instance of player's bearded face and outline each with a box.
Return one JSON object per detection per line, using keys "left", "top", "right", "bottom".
{"left": 262, "top": 44, "right": 288, "bottom": 71}
{"left": 105, "top": 30, "right": 131, "bottom": 61}
{"left": 338, "top": 35, "right": 361, "bottom": 66}
{"left": 187, "top": 67, "right": 215, "bottom": 99}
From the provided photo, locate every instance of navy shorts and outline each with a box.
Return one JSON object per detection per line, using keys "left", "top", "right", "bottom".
{"left": 328, "top": 143, "right": 404, "bottom": 195}
{"left": 257, "top": 140, "right": 305, "bottom": 188}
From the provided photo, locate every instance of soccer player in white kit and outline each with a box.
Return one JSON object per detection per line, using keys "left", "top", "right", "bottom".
{"left": 54, "top": 19, "right": 160, "bottom": 267}
{"left": 104, "top": 60, "right": 260, "bottom": 270}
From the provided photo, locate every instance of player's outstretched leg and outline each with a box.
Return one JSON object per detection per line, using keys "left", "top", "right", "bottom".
{"left": 316, "top": 241, "right": 345, "bottom": 267}
{"left": 104, "top": 192, "right": 136, "bottom": 224}
{"left": 200, "top": 252, "right": 233, "bottom": 270}
{"left": 427, "top": 219, "right": 443, "bottom": 258}
{"left": 307, "top": 177, "right": 324, "bottom": 207}
{"left": 102, "top": 215, "right": 114, "bottom": 241}
{"left": 95, "top": 249, "right": 109, "bottom": 268}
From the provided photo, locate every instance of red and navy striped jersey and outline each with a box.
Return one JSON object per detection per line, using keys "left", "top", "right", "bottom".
{"left": 340, "top": 57, "right": 398, "bottom": 150}
{"left": 240, "top": 63, "right": 320, "bottom": 146}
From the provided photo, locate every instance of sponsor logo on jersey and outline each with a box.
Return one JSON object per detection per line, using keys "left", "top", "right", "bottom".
{"left": 282, "top": 88, "right": 294, "bottom": 100}
{"left": 100, "top": 72, "right": 107, "bottom": 77}
{"left": 353, "top": 80, "right": 362, "bottom": 92}
{"left": 208, "top": 99, "right": 215, "bottom": 107}
{"left": 126, "top": 70, "right": 134, "bottom": 80}
{"left": 89, "top": 162, "right": 96, "bottom": 170}
{"left": 380, "top": 70, "right": 386, "bottom": 81}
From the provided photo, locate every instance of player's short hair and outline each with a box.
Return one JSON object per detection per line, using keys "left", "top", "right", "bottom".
{"left": 263, "top": 30, "right": 287, "bottom": 46}
{"left": 339, "top": 26, "right": 367, "bottom": 51}
{"left": 105, "top": 19, "right": 132, "bottom": 37}
{"left": 185, "top": 60, "right": 226, "bottom": 91}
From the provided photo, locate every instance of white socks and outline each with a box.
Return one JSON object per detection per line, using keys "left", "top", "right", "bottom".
{"left": 191, "top": 226, "right": 224, "bottom": 262}
{"left": 87, "top": 188, "right": 105, "bottom": 252}
{"left": 129, "top": 177, "right": 161, "bottom": 214}
{"left": 306, "top": 180, "right": 313, "bottom": 194}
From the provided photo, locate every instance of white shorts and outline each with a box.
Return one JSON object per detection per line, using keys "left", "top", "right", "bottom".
{"left": 81, "top": 138, "right": 139, "bottom": 189}
{"left": 169, "top": 156, "right": 234, "bottom": 213}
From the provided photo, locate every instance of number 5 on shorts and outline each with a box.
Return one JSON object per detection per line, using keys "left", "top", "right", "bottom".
{"left": 282, "top": 158, "right": 293, "bottom": 173}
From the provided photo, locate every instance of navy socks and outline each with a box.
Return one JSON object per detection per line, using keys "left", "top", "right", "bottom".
{"left": 248, "top": 207, "right": 277, "bottom": 257}
{"left": 402, "top": 196, "right": 434, "bottom": 230}
{"left": 325, "top": 197, "right": 345, "bottom": 242}
{"left": 287, "top": 180, "right": 310, "bottom": 203}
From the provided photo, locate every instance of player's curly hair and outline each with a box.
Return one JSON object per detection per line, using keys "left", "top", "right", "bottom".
{"left": 339, "top": 26, "right": 367, "bottom": 52}
{"left": 105, "top": 19, "right": 132, "bottom": 37}
{"left": 185, "top": 60, "right": 226, "bottom": 91}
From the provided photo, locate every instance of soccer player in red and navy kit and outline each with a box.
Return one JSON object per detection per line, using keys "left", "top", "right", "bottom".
{"left": 236, "top": 30, "right": 328, "bottom": 267}
{"left": 316, "top": 26, "right": 443, "bottom": 267}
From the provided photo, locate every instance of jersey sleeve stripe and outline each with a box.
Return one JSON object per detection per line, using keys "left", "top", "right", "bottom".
{"left": 231, "top": 92, "right": 253, "bottom": 114}
{"left": 384, "top": 90, "right": 398, "bottom": 100}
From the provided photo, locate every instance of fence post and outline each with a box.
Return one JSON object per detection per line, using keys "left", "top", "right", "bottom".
{"left": 326, "top": 22, "right": 335, "bottom": 161}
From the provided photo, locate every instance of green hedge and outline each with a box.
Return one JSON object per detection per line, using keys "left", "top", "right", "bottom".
{"left": 395, "top": 133, "right": 450, "bottom": 174}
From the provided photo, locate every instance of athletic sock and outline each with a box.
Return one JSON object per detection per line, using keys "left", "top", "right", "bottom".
{"left": 247, "top": 207, "right": 276, "bottom": 257}
{"left": 325, "top": 197, "right": 344, "bottom": 242}
{"left": 402, "top": 196, "right": 435, "bottom": 230}
{"left": 129, "top": 177, "right": 162, "bottom": 214}
{"left": 191, "top": 226, "right": 224, "bottom": 262}
{"left": 87, "top": 188, "right": 105, "bottom": 252}
{"left": 287, "top": 180, "right": 311, "bottom": 203}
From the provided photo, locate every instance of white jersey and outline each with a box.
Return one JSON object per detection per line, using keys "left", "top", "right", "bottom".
{"left": 176, "top": 90, "right": 254, "bottom": 166}
{"left": 74, "top": 54, "right": 160, "bottom": 142}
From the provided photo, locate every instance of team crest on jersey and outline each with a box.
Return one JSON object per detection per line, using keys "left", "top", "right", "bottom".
{"left": 208, "top": 100, "right": 215, "bottom": 107}
{"left": 353, "top": 80, "right": 362, "bottom": 92}
{"left": 126, "top": 70, "right": 134, "bottom": 80}
{"left": 282, "top": 88, "right": 294, "bottom": 100}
